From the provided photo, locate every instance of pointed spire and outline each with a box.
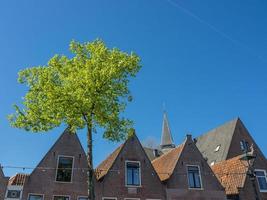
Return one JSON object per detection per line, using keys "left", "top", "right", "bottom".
{"left": 160, "top": 111, "right": 175, "bottom": 153}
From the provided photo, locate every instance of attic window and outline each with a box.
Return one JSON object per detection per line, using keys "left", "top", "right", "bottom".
{"left": 240, "top": 140, "right": 249, "bottom": 152}
{"left": 56, "top": 156, "right": 74, "bottom": 182}
{"left": 214, "top": 145, "right": 221, "bottom": 152}
{"left": 187, "top": 165, "right": 202, "bottom": 189}
{"left": 126, "top": 161, "right": 141, "bottom": 187}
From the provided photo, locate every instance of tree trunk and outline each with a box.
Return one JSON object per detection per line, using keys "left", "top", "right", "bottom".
{"left": 87, "top": 124, "right": 95, "bottom": 200}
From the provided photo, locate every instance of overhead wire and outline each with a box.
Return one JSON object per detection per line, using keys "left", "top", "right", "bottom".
{"left": 165, "top": 0, "right": 267, "bottom": 63}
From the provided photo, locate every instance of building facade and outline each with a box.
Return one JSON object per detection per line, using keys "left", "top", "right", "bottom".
{"left": 95, "top": 133, "right": 166, "bottom": 200}
{"left": 153, "top": 135, "right": 226, "bottom": 200}
{"left": 5, "top": 174, "right": 28, "bottom": 200}
{"left": 196, "top": 118, "right": 267, "bottom": 200}
{"left": 21, "top": 129, "right": 88, "bottom": 200}
{"left": 0, "top": 165, "right": 8, "bottom": 200}
{"left": 2, "top": 116, "right": 266, "bottom": 200}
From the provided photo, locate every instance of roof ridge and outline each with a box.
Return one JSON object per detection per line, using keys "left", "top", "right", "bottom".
{"left": 198, "top": 118, "right": 239, "bottom": 138}
{"left": 152, "top": 141, "right": 186, "bottom": 181}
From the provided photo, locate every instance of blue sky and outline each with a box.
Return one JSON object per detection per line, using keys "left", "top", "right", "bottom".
{"left": 1, "top": 0, "right": 267, "bottom": 177}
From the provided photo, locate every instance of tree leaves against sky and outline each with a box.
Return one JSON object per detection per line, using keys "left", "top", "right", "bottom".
{"left": 9, "top": 39, "right": 141, "bottom": 141}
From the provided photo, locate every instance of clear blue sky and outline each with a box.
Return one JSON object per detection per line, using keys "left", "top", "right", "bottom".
{"left": 1, "top": 0, "right": 267, "bottom": 177}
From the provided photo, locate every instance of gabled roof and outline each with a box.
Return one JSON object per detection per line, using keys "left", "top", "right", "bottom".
{"left": 8, "top": 173, "right": 29, "bottom": 186}
{"left": 152, "top": 143, "right": 185, "bottom": 181}
{"left": 160, "top": 112, "right": 175, "bottom": 150}
{"left": 195, "top": 118, "right": 239, "bottom": 164}
{"left": 30, "top": 128, "right": 86, "bottom": 175}
{"left": 211, "top": 155, "right": 248, "bottom": 195}
{"left": 95, "top": 144, "right": 124, "bottom": 180}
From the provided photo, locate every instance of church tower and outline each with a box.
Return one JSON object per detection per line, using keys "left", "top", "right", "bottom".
{"left": 160, "top": 111, "right": 175, "bottom": 153}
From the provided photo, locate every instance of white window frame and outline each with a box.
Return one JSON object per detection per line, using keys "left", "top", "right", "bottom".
{"left": 28, "top": 193, "right": 44, "bottom": 200}
{"left": 255, "top": 169, "right": 267, "bottom": 192}
{"left": 186, "top": 165, "right": 203, "bottom": 190}
{"left": 125, "top": 160, "right": 141, "bottom": 187}
{"left": 77, "top": 196, "right": 89, "bottom": 200}
{"left": 102, "top": 197, "right": 117, "bottom": 200}
{"left": 53, "top": 195, "right": 71, "bottom": 200}
{"left": 55, "top": 155, "right": 75, "bottom": 183}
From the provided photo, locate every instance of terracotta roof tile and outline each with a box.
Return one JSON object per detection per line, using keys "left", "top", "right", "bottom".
{"left": 95, "top": 144, "right": 124, "bottom": 180}
{"left": 8, "top": 173, "right": 29, "bottom": 186}
{"left": 211, "top": 155, "right": 248, "bottom": 195}
{"left": 152, "top": 143, "right": 185, "bottom": 181}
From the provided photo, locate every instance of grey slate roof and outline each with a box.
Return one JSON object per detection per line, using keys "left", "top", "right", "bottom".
{"left": 160, "top": 112, "right": 175, "bottom": 150}
{"left": 143, "top": 147, "right": 163, "bottom": 161}
{"left": 195, "top": 118, "right": 239, "bottom": 165}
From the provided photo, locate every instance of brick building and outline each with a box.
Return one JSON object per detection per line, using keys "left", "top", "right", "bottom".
{"left": 0, "top": 165, "right": 8, "bottom": 200}
{"left": 196, "top": 118, "right": 267, "bottom": 200}
{"left": 95, "top": 133, "right": 166, "bottom": 200}
{"left": 3, "top": 115, "right": 266, "bottom": 200}
{"left": 4, "top": 173, "right": 28, "bottom": 200}
{"left": 152, "top": 135, "right": 226, "bottom": 199}
{"left": 21, "top": 129, "right": 88, "bottom": 200}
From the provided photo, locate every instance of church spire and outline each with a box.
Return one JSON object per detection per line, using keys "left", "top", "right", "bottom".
{"left": 160, "top": 111, "right": 175, "bottom": 153}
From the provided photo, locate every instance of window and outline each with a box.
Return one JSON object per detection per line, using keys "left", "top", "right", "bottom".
{"left": 28, "top": 194, "right": 44, "bottom": 200}
{"left": 7, "top": 190, "right": 21, "bottom": 198}
{"left": 56, "top": 156, "right": 74, "bottom": 182}
{"left": 54, "top": 196, "right": 70, "bottom": 200}
{"left": 214, "top": 145, "right": 221, "bottom": 152}
{"left": 126, "top": 161, "right": 141, "bottom": 186}
{"left": 255, "top": 170, "right": 267, "bottom": 192}
{"left": 187, "top": 165, "right": 202, "bottom": 189}
{"left": 240, "top": 140, "right": 249, "bottom": 152}
{"left": 124, "top": 199, "right": 140, "bottom": 200}
{"left": 102, "top": 198, "right": 117, "bottom": 200}
{"left": 78, "top": 197, "right": 88, "bottom": 200}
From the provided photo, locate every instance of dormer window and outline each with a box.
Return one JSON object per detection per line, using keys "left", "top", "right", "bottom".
{"left": 240, "top": 140, "right": 249, "bottom": 152}
{"left": 214, "top": 145, "right": 221, "bottom": 152}
{"left": 55, "top": 156, "right": 74, "bottom": 182}
{"left": 125, "top": 161, "right": 141, "bottom": 187}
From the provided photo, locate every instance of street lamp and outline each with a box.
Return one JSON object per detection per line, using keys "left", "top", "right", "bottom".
{"left": 240, "top": 144, "right": 260, "bottom": 200}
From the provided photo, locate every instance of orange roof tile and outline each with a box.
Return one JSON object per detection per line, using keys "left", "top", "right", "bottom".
{"left": 211, "top": 155, "right": 248, "bottom": 195}
{"left": 152, "top": 143, "right": 185, "bottom": 181}
{"left": 95, "top": 144, "right": 124, "bottom": 180}
{"left": 8, "top": 173, "right": 29, "bottom": 186}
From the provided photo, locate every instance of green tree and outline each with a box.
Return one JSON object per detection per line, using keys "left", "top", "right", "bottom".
{"left": 9, "top": 39, "right": 141, "bottom": 200}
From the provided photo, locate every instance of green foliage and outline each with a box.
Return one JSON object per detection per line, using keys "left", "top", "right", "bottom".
{"left": 9, "top": 39, "right": 141, "bottom": 141}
